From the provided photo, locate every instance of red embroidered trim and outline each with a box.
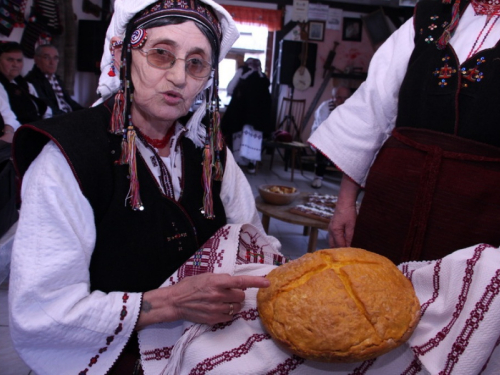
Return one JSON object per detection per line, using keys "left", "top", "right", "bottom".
{"left": 236, "top": 229, "right": 288, "bottom": 266}
{"left": 267, "top": 355, "right": 305, "bottom": 374}
{"left": 442, "top": 267, "right": 500, "bottom": 373}
{"left": 401, "top": 357, "right": 424, "bottom": 375}
{"left": 143, "top": 345, "right": 174, "bottom": 361}
{"left": 413, "top": 245, "right": 485, "bottom": 355}
{"left": 78, "top": 292, "right": 130, "bottom": 375}
{"left": 189, "top": 333, "right": 270, "bottom": 373}
{"left": 170, "top": 226, "right": 230, "bottom": 283}
{"left": 419, "top": 259, "right": 442, "bottom": 317}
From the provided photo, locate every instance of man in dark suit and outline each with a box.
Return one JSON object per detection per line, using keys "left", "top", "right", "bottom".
{"left": 26, "top": 44, "right": 83, "bottom": 116}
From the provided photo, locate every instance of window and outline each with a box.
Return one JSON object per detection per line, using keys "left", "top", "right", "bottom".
{"left": 219, "top": 23, "right": 269, "bottom": 106}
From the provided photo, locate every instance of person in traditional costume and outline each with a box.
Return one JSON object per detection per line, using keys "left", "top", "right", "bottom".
{"left": 309, "top": 0, "right": 500, "bottom": 264}
{"left": 26, "top": 44, "right": 84, "bottom": 116}
{"left": 9, "top": 1, "right": 281, "bottom": 373}
{"left": 9, "top": 1, "right": 500, "bottom": 374}
{"left": 0, "top": 42, "right": 51, "bottom": 128}
{"left": 221, "top": 58, "right": 272, "bottom": 174}
{"left": 309, "top": 86, "right": 351, "bottom": 189}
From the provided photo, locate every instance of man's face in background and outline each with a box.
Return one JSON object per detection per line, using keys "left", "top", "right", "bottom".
{"left": 35, "top": 46, "right": 59, "bottom": 76}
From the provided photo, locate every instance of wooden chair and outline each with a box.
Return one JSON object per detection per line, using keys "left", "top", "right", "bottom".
{"left": 263, "top": 98, "right": 309, "bottom": 181}
{"left": 276, "top": 98, "right": 306, "bottom": 141}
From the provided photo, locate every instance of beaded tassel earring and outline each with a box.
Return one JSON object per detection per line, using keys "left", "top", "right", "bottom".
{"left": 202, "top": 127, "right": 214, "bottom": 218}
{"left": 114, "top": 37, "right": 143, "bottom": 211}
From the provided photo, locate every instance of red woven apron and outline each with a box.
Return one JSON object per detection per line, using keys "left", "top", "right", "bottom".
{"left": 352, "top": 127, "right": 500, "bottom": 264}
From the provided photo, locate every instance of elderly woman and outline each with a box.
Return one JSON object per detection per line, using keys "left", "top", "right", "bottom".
{"left": 9, "top": 1, "right": 281, "bottom": 374}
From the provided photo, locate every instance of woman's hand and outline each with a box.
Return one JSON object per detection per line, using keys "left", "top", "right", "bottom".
{"left": 136, "top": 273, "right": 270, "bottom": 330}
{"left": 329, "top": 204, "right": 357, "bottom": 248}
{"left": 0, "top": 125, "right": 14, "bottom": 143}
{"left": 328, "top": 174, "right": 360, "bottom": 248}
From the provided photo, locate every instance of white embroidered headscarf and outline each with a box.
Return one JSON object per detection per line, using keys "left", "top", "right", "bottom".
{"left": 95, "top": 0, "right": 239, "bottom": 148}
{"left": 94, "top": 0, "right": 239, "bottom": 217}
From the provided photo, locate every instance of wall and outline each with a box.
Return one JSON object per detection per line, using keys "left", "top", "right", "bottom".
{"left": 279, "top": 8, "right": 380, "bottom": 141}
{"left": 0, "top": 1, "right": 388, "bottom": 130}
{"left": 0, "top": 0, "right": 103, "bottom": 107}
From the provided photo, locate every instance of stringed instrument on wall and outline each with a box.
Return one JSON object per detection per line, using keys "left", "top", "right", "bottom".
{"left": 292, "top": 22, "right": 312, "bottom": 91}
{"left": 300, "top": 41, "right": 340, "bottom": 133}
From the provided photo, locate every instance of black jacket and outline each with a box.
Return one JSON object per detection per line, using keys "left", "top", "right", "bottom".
{"left": 0, "top": 72, "right": 46, "bottom": 124}
{"left": 25, "top": 65, "right": 83, "bottom": 116}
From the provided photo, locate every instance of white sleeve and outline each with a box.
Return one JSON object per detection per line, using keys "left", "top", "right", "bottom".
{"left": 0, "top": 85, "right": 21, "bottom": 130}
{"left": 221, "top": 148, "right": 282, "bottom": 252}
{"left": 28, "top": 82, "right": 52, "bottom": 119}
{"left": 9, "top": 141, "right": 141, "bottom": 375}
{"left": 308, "top": 17, "right": 415, "bottom": 186}
{"left": 27, "top": 82, "right": 38, "bottom": 97}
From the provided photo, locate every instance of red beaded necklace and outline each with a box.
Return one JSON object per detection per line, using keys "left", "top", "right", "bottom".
{"left": 139, "top": 125, "right": 176, "bottom": 149}
{"left": 467, "top": 15, "right": 500, "bottom": 59}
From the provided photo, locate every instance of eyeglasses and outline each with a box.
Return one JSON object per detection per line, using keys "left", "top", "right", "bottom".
{"left": 40, "top": 55, "right": 60, "bottom": 62}
{"left": 138, "top": 48, "right": 213, "bottom": 79}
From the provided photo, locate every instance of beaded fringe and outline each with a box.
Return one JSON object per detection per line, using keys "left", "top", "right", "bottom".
{"left": 111, "top": 90, "right": 125, "bottom": 134}
{"left": 202, "top": 131, "right": 214, "bottom": 218}
{"left": 437, "top": 0, "right": 461, "bottom": 49}
{"left": 212, "top": 108, "right": 224, "bottom": 181}
{"left": 124, "top": 125, "right": 144, "bottom": 211}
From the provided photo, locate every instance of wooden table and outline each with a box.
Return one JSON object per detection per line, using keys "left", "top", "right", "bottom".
{"left": 255, "top": 192, "right": 329, "bottom": 253}
{"left": 262, "top": 140, "right": 310, "bottom": 182}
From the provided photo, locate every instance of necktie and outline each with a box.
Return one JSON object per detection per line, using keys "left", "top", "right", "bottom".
{"left": 47, "top": 74, "right": 72, "bottom": 113}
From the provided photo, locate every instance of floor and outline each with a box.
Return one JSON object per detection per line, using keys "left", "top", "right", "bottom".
{"left": 0, "top": 150, "right": 343, "bottom": 375}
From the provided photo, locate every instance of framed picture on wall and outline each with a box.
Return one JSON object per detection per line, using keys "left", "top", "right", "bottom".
{"left": 308, "top": 20, "right": 325, "bottom": 41}
{"left": 342, "top": 17, "right": 362, "bottom": 42}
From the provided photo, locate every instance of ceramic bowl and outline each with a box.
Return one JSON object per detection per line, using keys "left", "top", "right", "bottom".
{"left": 258, "top": 184, "right": 300, "bottom": 205}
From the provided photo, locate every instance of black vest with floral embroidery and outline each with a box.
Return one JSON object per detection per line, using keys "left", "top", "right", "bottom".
{"left": 396, "top": 0, "right": 500, "bottom": 147}
{"left": 14, "top": 101, "right": 227, "bottom": 293}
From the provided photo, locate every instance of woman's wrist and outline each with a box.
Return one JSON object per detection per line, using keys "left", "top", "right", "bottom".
{"left": 337, "top": 173, "right": 360, "bottom": 208}
{"left": 136, "top": 287, "right": 178, "bottom": 330}
{"left": 2, "top": 126, "right": 14, "bottom": 134}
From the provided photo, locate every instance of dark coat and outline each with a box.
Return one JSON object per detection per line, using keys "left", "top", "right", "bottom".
{"left": 221, "top": 69, "right": 273, "bottom": 145}
{"left": 25, "top": 65, "right": 83, "bottom": 116}
{"left": 0, "top": 72, "right": 46, "bottom": 124}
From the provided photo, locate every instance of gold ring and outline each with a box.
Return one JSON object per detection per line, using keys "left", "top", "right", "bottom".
{"left": 228, "top": 303, "right": 234, "bottom": 316}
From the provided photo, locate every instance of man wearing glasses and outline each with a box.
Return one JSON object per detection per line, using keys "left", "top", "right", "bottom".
{"left": 26, "top": 44, "right": 83, "bottom": 116}
{"left": 0, "top": 42, "right": 51, "bottom": 127}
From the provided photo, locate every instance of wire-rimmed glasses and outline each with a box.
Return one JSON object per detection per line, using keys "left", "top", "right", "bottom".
{"left": 138, "top": 48, "right": 213, "bottom": 79}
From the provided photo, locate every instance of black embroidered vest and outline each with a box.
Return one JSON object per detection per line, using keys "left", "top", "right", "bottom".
{"left": 396, "top": 0, "right": 500, "bottom": 147}
{"left": 13, "top": 102, "right": 227, "bottom": 293}
{"left": 0, "top": 73, "right": 46, "bottom": 124}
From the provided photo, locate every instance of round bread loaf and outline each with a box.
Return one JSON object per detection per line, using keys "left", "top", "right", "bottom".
{"left": 257, "top": 248, "right": 420, "bottom": 363}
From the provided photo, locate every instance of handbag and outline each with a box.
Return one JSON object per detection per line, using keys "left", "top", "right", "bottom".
{"left": 232, "top": 125, "right": 262, "bottom": 164}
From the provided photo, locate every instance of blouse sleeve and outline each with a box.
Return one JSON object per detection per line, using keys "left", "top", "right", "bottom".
{"left": 9, "top": 141, "right": 142, "bottom": 374}
{"left": 0, "top": 85, "right": 21, "bottom": 130}
{"left": 220, "top": 148, "right": 282, "bottom": 252}
{"left": 308, "top": 17, "right": 415, "bottom": 186}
